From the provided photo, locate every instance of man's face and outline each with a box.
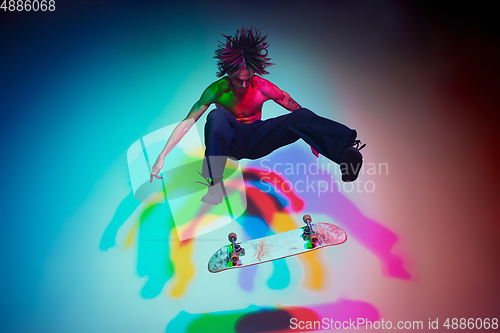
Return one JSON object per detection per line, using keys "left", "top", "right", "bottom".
{"left": 229, "top": 67, "right": 254, "bottom": 88}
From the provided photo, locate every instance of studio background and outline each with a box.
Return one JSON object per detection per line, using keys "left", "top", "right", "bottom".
{"left": 1, "top": 1, "right": 499, "bottom": 332}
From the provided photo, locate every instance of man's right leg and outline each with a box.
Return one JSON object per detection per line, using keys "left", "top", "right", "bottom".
{"left": 201, "top": 109, "right": 247, "bottom": 204}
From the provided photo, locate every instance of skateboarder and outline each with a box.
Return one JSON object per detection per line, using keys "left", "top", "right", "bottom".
{"left": 150, "top": 27, "right": 365, "bottom": 204}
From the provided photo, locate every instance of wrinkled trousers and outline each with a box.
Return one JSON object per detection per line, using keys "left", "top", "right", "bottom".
{"left": 202, "top": 108, "right": 356, "bottom": 180}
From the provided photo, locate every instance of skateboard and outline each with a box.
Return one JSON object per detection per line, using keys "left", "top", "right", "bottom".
{"left": 208, "top": 214, "right": 347, "bottom": 273}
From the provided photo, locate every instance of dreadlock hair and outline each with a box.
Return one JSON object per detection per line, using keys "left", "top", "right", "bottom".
{"left": 214, "top": 27, "right": 274, "bottom": 77}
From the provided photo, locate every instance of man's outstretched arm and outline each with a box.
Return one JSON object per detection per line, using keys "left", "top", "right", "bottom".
{"left": 150, "top": 83, "right": 218, "bottom": 182}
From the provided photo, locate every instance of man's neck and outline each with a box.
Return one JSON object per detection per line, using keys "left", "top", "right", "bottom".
{"left": 230, "top": 76, "right": 255, "bottom": 90}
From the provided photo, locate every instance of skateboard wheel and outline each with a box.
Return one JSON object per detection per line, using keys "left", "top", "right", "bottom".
{"left": 230, "top": 252, "right": 239, "bottom": 264}
{"left": 303, "top": 214, "right": 312, "bottom": 224}
{"left": 228, "top": 232, "right": 237, "bottom": 242}
{"left": 310, "top": 233, "right": 319, "bottom": 245}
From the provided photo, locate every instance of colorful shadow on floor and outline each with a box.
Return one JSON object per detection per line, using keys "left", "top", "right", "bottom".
{"left": 166, "top": 298, "right": 380, "bottom": 332}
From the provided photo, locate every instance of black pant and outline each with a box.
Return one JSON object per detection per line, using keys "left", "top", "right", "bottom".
{"left": 202, "top": 108, "right": 356, "bottom": 180}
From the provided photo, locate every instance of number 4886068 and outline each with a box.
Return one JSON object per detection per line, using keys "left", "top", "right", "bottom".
{"left": 443, "top": 318, "right": 498, "bottom": 330}
{"left": 1, "top": 0, "right": 56, "bottom": 11}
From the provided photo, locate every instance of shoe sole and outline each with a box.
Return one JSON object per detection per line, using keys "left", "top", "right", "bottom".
{"left": 341, "top": 148, "right": 363, "bottom": 182}
{"left": 201, "top": 197, "right": 224, "bottom": 205}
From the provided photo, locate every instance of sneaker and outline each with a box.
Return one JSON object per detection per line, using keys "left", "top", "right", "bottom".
{"left": 340, "top": 140, "right": 366, "bottom": 182}
{"left": 196, "top": 172, "right": 224, "bottom": 205}
{"left": 201, "top": 182, "right": 224, "bottom": 205}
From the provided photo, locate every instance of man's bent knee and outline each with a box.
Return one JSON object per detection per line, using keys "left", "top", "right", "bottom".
{"left": 207, "top": 108, "right": 232, "bottom": 121}
{"left": 290, "top": 107, "right": 316, "bottom": 119}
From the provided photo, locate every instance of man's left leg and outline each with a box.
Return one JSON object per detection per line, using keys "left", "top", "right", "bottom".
{"left": 245, "top": 108, "right": 365, "bottom": 181}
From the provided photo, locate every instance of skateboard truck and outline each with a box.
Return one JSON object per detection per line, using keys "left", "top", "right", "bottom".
{"left": 302, "top": 214, "right": 319, "bottom": 246}
{"left": 228, "top": 232, "right": 245, "bottom": 264}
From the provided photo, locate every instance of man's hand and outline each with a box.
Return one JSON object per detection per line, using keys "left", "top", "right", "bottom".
{"left": 311, "top": 146, "right": 319, "bottom": 158}
{"left": 150, "top": 157, "right": 164, "bottom": 183}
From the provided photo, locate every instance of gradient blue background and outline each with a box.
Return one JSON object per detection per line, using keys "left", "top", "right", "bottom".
{"left": 1, "top": 1, "right": 499, "bottom": 332}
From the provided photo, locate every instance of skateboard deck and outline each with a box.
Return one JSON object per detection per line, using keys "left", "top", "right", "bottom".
{"left": 208, "top": 216, "right": 347, "bottom": 273}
